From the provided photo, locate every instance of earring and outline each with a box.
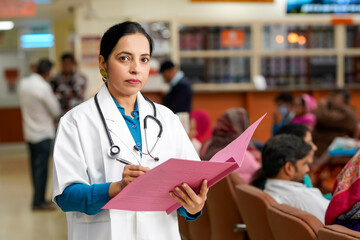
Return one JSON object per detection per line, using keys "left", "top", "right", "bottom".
{"left": 100, "top": 69, "right": 108, "bottom": 82}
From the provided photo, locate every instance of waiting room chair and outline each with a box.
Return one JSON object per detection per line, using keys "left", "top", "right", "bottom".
{"left": 178, "top": 174, "right": 246, "bottom": 240}
{"left": 235, "top": 184, "right": 277, "bottom": 240}
{"left": 266, "top": 204, "right": 324, "bottom": 240}
{"left": 317, "top": 224, "right": 360, "bottom": 240}
{"left": 206, "top": 176, "right": 248, "bottom": 240}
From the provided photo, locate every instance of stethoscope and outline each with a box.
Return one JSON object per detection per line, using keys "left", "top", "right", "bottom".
{"left": 94, "top": 93, "right": 163, "bottom": 163}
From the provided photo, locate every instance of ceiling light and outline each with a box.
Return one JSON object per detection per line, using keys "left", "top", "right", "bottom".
{"left": 0, "top": 21, "right": 15, "bottom": 30}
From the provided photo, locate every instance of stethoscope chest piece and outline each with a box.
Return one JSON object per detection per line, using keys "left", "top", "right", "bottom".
{"left": 108, "top": 145, "right": 120, "bottom": 159}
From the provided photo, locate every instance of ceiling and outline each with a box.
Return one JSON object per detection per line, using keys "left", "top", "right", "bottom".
{"left": 0, "top": 0, "right": 88, "bottom": 28}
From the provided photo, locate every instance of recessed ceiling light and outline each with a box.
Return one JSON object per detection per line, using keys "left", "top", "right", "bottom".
{"left": 0, "top": 21, "right": 14, "bottom": 30}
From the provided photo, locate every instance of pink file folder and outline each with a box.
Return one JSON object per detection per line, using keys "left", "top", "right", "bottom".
{"left": 103, "top": 113, "right": 266, "bottom": 214}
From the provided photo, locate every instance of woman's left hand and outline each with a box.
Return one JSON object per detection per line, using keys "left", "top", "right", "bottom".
{"left": 169, "top": 179, "right": 208, "bottom": 215}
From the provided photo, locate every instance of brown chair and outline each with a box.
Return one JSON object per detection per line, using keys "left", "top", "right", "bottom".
{"left": 266, "top": 204, "right": 324, "bottom": 240}
{"left": 235, "top": 184, "right": 277, "bottom": 240}
{"left": 205, "top": 176, "right": 248, "bottom": 240}
{"left": 318, "top": 224, "right": 360, "bottom": 240}
{"left": 178, "top": 174, "right": 246, "bottom": 240}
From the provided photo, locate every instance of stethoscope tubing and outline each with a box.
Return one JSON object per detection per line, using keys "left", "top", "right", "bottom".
{"left": 94, "top": 93, "right": 162, "bottom": 162}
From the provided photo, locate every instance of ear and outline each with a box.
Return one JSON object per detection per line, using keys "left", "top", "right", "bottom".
{"left": 283, "top": 162, "right": 295, "bottom": 178}
{"left": 99, "top": 55, "right": 107, "bottom": 71}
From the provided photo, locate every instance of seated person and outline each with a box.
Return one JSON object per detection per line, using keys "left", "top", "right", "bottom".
{"left": 252, "top": 134, "right": 329, "bottom": 223}
{"left": 272, "top": 92, "right": 294, "bottom": 136}
{"left": 290, "top": 94, "right": 317, "bottom": 131}
{"left": 200, "top": 108, "right": 261, "bottom": 184}
{"left": 313, "top": 89, "right": 357, "bottom": 157}
{"left": 190, "top": 110, "right": 211, "bottom": 154}
{"left": 325, "top": 149, "right": 360, "bottom": 231}
{"left": 275, "top": 123, "right": 317, "bottom": 187}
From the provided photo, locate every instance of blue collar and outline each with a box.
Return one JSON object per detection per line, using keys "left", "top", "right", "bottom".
{"left": 111, "top": 95, "right": 139, "bottom": 117}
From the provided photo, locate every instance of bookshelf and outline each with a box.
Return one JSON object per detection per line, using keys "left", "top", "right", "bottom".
{"left": 169, "top": 20, "right": 360, "bottom": 90}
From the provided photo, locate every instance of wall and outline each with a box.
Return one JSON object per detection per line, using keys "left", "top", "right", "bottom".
{"left": 73, "top": 0, "right": 290, "bottom": 98}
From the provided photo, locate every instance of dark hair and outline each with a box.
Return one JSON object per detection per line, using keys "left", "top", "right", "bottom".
{"left": 331, "top": 89, "right": 351, "bottom": 104}
{"left": 251, "top": 134, "right": 311, "bottom": 188}
{"left": 275, "top": 123, "right": 309, "bottom": 139}
{"left": 262, "top": 134, "right": 311, "bottom": 178}
{"left": 160, "top": 59, "right": 175, "bottom": 73}
{"left": 36, "top": 59, "right": 53, "bottom": 75}
{"left": 61, "top": 52, "right": 75, "bottom": 62}
{"left": 275, "top": 92, "right": 293, "bottom": 104}
{"left": 100, "top": 21, "right": 154, "bottom": 62}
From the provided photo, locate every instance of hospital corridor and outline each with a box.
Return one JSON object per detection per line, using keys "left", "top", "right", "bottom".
{"left": 0, "top": 144, "right": 67, "bottom": 239}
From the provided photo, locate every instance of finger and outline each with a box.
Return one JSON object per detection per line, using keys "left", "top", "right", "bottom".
{"left": 181, "top": 183, "right": 198, "bottom": 200}
{"left": 199, "top": 179, "right": 208, "bottom": 198}
{"left": 174, "top": 186, "right": 192, "bottom": 204}
{"left": 169, "top": 192, "right": 186, "bottom": 206}
{"left": 127, "top": 170, "right": 148, "bottom": 178}
{"left": 126, "top": 165, "right": 149, "bottom": 172}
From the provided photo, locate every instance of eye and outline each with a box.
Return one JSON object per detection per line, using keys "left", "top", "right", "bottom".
{"left": 142, "top": 57, "right": 150, "bottom": 63}
{"left": 119, "top": 56, "right": 130, "bottom": 62}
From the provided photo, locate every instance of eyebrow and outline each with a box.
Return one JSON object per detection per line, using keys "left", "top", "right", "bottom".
{"left": 116, "top": 51, "right": 150, "bottom": 57}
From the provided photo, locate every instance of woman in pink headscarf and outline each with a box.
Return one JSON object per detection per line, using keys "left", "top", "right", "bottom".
{"left": 189, "top": 110, "right": 212, "bottom": 154}
{"left": 291, "top": 94, "right": 317, "bottom": 131}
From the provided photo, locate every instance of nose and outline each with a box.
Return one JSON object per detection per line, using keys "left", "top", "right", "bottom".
{"left": 129, "top": 60, "right": 139, "bottom": 75}
{"left": 311, "top": 142, "right": 318, "bottom": 151}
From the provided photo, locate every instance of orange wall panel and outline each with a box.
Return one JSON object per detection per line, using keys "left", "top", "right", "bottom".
{"left": 193, "top": 93, "right": 246, "bottom": 128}
{"left": 2, "top": 89, "right": 360, "bottom": 144}
{"left": 0, "top": 108, "right": 23, "bottom": 143}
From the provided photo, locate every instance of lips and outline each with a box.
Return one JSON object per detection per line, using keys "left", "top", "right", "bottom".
{"left": 126, "top": 79, "right": 141, "bottom": 85}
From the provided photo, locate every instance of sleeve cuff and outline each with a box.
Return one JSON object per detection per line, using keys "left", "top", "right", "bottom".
{"left": 177, "top": 206, "right": 203, "bottom": 221}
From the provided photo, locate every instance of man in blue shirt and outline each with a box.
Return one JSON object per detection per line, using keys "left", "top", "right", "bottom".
{"left": 160, "top": 60, "right": 193, "bottom": 113}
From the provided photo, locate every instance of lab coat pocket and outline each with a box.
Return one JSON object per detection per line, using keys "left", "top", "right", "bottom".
{"left": 75, "top": 209, "right": 110, "bottom": 223}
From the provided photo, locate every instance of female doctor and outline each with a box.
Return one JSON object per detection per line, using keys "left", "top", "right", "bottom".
{"left": 52, "top": 21, "right": 208, "bottom": 240}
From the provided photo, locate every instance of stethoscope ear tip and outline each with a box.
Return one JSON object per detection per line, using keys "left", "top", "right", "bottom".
{"left": 154, "top": 157, "right": 159, "bottom": 161}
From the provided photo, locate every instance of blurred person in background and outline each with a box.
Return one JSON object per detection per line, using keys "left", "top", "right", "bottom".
{"left": 272, "top": 92, "right": 294, "bottom": 135}
{"left": 18, "top": 58, "right": 61, "bottom": 210}
{"left": 272, "top": 123, "right": 332, "bottom": 199}
{"left": 252, "top": 134, "right": 329, "bottom": 223}
{"left": 160, "top": 59, "right": 192, "bottom": 113}
{"left": 312, "top": 89, "right": 358, "bottom": 157}
{"left": 201, "top": 108, "right": 261, "bottom": 184}
{"left": 50, "top": 52, "right": 87, "bottom": 116}
{"left": 291, "top": 94, "right": 317, "bottom": 131}
{"left": 325, "top": 149, "right": 360, "bottom": 231}
{"left": 190, "top": 110, "right": 211, "bottom": 154}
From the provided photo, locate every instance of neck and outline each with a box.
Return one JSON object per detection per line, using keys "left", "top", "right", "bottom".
{"left": 113, "top": 93, "right": 137, "bottom": 117}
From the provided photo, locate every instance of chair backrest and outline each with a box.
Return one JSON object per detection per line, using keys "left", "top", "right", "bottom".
{"left": 235, "top": 184, "right": 277, "bottom": 240}
{"left": 206, "top": 176, "right": 247, "bottom": 240}
{"left": 266, "top": 204, "right": 324, "bottom": 240}
{"left": 318, "top": 224, "right": 360, "bottom": 240}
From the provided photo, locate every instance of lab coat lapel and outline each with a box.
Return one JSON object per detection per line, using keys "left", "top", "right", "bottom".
{"left": 97, "top": 85, "right": 139, "bottom": 163}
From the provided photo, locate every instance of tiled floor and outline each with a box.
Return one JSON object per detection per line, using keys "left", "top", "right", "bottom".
{"left": 0, "top": 144, "right": 67, "bottom": 240}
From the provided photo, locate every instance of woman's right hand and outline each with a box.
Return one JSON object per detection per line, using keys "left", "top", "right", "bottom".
{"left": 109, "top": 165, "right": 150, "bottom": 198}
{"left": 122, "top": 165, "right": 150, "bottom": 185}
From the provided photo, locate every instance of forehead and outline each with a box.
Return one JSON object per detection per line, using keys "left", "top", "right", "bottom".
{"left": 298, "top": 152, "right": 311, "bottom": 163}
{"left": 112, "top": 33, "right": 150, "bottom": 53}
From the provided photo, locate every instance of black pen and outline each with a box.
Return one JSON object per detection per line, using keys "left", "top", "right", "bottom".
{"left": 116, "top": 158, "right": 133, "bottom": 165}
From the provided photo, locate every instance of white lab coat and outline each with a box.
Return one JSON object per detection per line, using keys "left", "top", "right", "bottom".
{"left": 52, "top": 85, "right": 200, "bottom": 240}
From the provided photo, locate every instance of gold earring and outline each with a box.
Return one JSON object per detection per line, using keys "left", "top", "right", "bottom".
{"left": 100, "top": 69, "right": 108, "bottom": 81}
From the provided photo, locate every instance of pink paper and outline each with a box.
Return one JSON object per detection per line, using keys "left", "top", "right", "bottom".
{"left": 103, "top": 158, "right": 238, "bottom": 214}
{"left": 210, "top": 113, "right": 267, "bottom": 167}
{"left": 103, "top": 113, "right": 266, "bottom": 214}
